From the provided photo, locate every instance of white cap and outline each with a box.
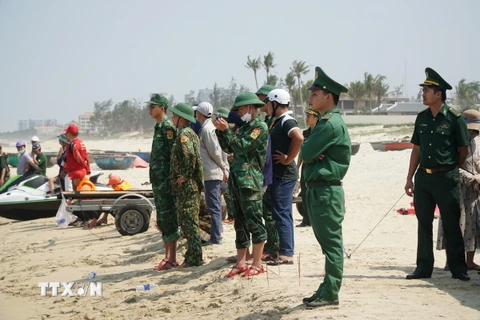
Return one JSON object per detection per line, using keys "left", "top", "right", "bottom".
{"left": 267, "top": 89, "right": 290, "bottom": 105}
{"left": 31, "top": 136, "right": 39, "bottom": 142}
{"left": 195, "top": 102, "right": 213, "bottom": 117}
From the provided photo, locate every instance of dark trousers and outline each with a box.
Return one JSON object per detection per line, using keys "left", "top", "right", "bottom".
{"left": 298, "top": 173, "right": 311, "bottom": 225}
{"left": 413, "top": 168, "right": 467, "bottom": 276}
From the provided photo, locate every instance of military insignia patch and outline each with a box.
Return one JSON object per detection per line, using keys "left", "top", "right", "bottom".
{"left": 180, "top": 135, "right": 189, "bottom": 143}
{"left": 166, "top": 129, "right": 174, "bottom": 140}
{"left": 250, "top": 128, "right": 261, "bottom": 140}
{"left": 440, "top": 124, "right": 449, "bottom": 129}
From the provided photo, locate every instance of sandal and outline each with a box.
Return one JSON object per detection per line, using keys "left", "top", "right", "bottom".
{"left": 261, "top": 253, "right": 277, "bottom": 262}
{"left": 267, "top": 257, "right": 294, "bottom": 266}
{"left": 242, "top": 265, "right": 264, "bottom": 277}
{"left": 225, "top": 265, "right": 249, "bottom": 278}
{"left": 467, "top": 264, "right": 480, "bottom": 271}
{"left": 156, "top": 260, "right": 178, "bottom": 271}
{"left": 153, "top": 259, "right": 168, "bottom": 271}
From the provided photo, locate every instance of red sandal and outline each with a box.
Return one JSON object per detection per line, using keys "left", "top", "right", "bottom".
{"left": 156, "top": 260, "right": 178, "bottom": 271}
{"left": 153, "top": 259, "right": 168, "bottom": 271}
{"left": 225, "top": 265, "right": 249, "bottom": 278}
{"left": 242, "top": 265, "right": 264, "bottom": 277}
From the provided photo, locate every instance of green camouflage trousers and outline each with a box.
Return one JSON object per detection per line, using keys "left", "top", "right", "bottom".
{"left": 153, "top": 183, "right": 179, "bottom": 243}
{"left": 176, "top": 187, "right": 203, "bottom": 266}
{"left": 262, "top": 186, "right": 279, "bottom": 254}
{"left": 231, "top": 186, "right": 267, "bottom": 249}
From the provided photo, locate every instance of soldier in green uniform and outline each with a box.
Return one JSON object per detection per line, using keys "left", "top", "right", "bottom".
{"left": 148, "top": 94, "right": 179, "bottom": 271}
{"left": 215, "top": 92, "right": 268, "bottom": 277}
{"left": 404, "top": 68, "right": 470, "bottom": 281}
{"left": 170, "top": 102, "right": 204, "bottom": 268}
{"left": 255, "top": 84, "right": 280, "bottom": 259}
{"left": 300, "top": 67, "right": 351, "bottom": 308}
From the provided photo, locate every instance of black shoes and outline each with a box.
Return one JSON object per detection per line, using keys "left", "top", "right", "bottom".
{"left": 452, "top": 273, "right": 470, "bottom": 281}
{"left": 405, "top": 272, "right": 431, "bottom": 280}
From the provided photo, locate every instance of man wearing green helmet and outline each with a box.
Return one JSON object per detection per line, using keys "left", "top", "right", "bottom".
{"left": 215, "top": 92, "right": 268, "bottom": 277}
{"left": 169, "top": 102, "right": 205, "bottom": 268}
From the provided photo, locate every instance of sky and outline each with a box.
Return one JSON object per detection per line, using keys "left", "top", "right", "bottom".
{"left": 0, "top": 0, "right": 479, "bottom": 132}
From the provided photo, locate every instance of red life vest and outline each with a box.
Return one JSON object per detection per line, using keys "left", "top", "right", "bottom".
{"left": 64, "top": 138, "right": 90, "bottom": 174}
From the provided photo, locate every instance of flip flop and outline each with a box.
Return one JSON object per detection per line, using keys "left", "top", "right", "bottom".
{"left": 266, "top": 257, "right": 294, "bottom": 266}
{"left": 468, "top": 265, "right": 480, "bottom": 271}
{"left": 225, "top": 265, "right": 249, "bottom": 278}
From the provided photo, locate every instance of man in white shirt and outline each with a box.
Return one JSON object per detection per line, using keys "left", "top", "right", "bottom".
{"left": 195, "top": 102, "right": 229, "bottom": 246}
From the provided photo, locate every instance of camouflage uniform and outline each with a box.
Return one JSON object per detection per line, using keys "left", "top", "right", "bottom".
{"left": 217, "top": 116, "right": 268, "bottom": 248}
{"left": 170, "top": 125, "right": 204, "bottom": 266}
{"left": 150, "top": 119, "right": 179, "bottom": 243}
{"left": 263, "top": 115, "right": 280, "bottom": 254}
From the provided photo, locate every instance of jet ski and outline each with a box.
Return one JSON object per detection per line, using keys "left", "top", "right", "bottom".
{"left": 0, "top": 172, "right": 106, "bottom": 221}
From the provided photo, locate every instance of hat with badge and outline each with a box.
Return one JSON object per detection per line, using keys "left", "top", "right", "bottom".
{"left": 170, "top": 102, "right": 196, "bottom": 123}
{"left": 419, "top": 67, "right": 452, "bottom": 91}
{"left": 231, "top": 92, "right": 265, "bottom": 111}
{"left": 308, "top": 67, "right": 348, "bottom": 96}
{"left": 255, "top": 84, "right": 276, "bottom": 96}
{"left": 305, "top": 108, "right": 319, "bottom": 117}
{"left": 32, "top": 143, "right": 41, "bottom": 151}
{"left": 462, "top": 109, "right": 480, "bottom": 131}
{"left": 216, "top": 107, "right": 230, "bottom": 119}
{"left": 146, "top": 93, "right": 169, "bottom": 107}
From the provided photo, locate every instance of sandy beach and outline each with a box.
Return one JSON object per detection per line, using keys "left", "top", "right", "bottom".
{"left": 0, "top": 125, "right": 479, "bottom": 320}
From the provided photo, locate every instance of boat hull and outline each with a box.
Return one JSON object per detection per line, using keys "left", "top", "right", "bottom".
{"left": 132, "top": 152, "right": 150, "bottom": 163}
{"left": 383, "top": 142, "right": 413, "bottom": 151}
{"left": 0, "top": 199, "right": 61, "bottom": 220}
{"left": 351, "top": 142, "right": 361, "bottom": 155}
{"left": 92, "top": 155, "right": 136, "bottom": 170}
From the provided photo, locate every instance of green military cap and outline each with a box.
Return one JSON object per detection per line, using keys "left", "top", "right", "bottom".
{"left": 170, "top": 102, "right": 196, "bottom": 123}
{"left": 146, "top": 93, "right": 169, "bottom": 106}
{"left": 419, "top": 67, "right": 452, "bottom": 90}
{"left": 305, "top": 108, "right": 319, "bottom": 117}
{"left": 308, "top": 66, "right": 348, "bottom": 96}
{"left": 216, "top": 107, "right": 230, "bottom": 119}
{"left": 231, "top": 92, "right": 265, "bottom": 111}
{"left": 255, "top": 84, "right": 276, "bottom": 96}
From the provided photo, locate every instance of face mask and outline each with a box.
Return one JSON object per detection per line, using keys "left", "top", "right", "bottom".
{"left": 240, "top": 107, "right": 252, "bottom": 122}
{"left": 18, "top": 149, "right": 25, "bottom": 155}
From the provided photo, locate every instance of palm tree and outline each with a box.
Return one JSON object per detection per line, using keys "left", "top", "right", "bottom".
{"left": 266, "top": 74, "right": 278, "bottom": 86}
{"left": 285, "top": 71, "right": 296, "bottom": 106}
{"left": 263, "top": 51, "right": 276, "bottom": 80}
{"left": 346, "top": 81, "right": 365, "bottom": 114}
{"left": 456, "top": 79, "right": 480, "bottom": 112}
{"left": 290, "top": 60, "right": 309, "bottom": 110}
{"left": 375, "top": 81, "right": 390, "bottom": 112}
{"left": 363, "top": 73, "right": 386, "bottom": 114}
{"left": 245, "top": 55, "right": 262, "bottom": 90}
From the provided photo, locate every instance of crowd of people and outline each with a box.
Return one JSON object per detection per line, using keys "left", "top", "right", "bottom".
{"left": 1, "top": 65, "right": 478, "bottom": 309}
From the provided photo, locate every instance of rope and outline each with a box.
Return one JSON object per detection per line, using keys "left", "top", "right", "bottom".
{"left": 345, "top": 192, "right": 406, "bottom": 258}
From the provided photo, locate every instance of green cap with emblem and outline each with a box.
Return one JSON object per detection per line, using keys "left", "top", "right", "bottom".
{"left": 419, "top": 67, "right": 452, "bottom": 90}
{"left": 308, "top": 67, "right": 348, "bottom": 96}
{"left": 216, "top": 107, "right": 230, "bottom": 119}
{"left": 146, "top": 93, "right": 169, "bottom": 107}
{"left": 170, "top": 102, "right": 196, "bottom": 123}
{"left": 255, "top": 84, "right": 276, "bottom": 96}
{"left": 231, "top": 92, "right": 265, "bottom": 111}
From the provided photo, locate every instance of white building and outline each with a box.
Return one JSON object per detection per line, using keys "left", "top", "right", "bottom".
{"left": 78, "top": 113, "right": 94, "bottom": 134}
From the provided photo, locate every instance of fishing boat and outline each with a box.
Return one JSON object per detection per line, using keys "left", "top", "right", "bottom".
{"left": 370, "top": 141, "right": 392, "bottom": 151}
{"left": 383, "top": 141, "right": 413, "bottom": 151}
{"left": 351, "top": 142, "right": 360, "bottom": 155}
{"left": 131, "top": 151, "right": 150, "bottom": 163}
{"left": 91, "top": 154, "right": 136, "bottom": 170}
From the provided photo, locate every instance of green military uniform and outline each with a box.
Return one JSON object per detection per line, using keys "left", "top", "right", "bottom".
{"left": 411, "top": 68, "right": 469, "bottom": 278}
{"left": 36, "top": 152, "right": 47, "bottom": 176}
{"left": 257, "top": 85, "right": 280, "bottom": 256}
{"left": 148, "top": 94, "right": 179, "bottom": 244}
{"left": 300, "top": 67, "right": 351, "bottom": 306}
{"left": 0, "top": 153, "right": 9, "bottom": 184}
{"left": 170, "top": 103, "right": 204, "bottom": 267}
{"left": 217, "top": 92, "right": 268, "bottom": 248}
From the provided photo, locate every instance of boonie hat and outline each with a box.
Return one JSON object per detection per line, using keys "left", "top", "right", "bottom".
{"left": 463, "top": 109, "right": 480, "bottom": 131}
{"left": 170, "top": 102, "right": 196, "bottom": 123}
{"left": 231, "top": 92, "right": 265, "bottom": 111}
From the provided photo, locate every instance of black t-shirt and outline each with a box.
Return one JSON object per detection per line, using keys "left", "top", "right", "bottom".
{"left": 270, "top": 113, "right": 299, "bottom": 180}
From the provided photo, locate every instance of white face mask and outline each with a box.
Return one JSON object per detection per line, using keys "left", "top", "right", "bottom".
{"left": 18, "top": 149, "right": 25, "bottom": 155}
{"left": 240, "top": 107, "right": 252, "bottom": 122}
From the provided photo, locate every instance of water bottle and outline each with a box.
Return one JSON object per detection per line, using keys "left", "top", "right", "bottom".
{"left": 136, "top": 283, "right": 159, "bottom": 292}
{"left": 87, "top": 272, "right": 96, "bottom": 280}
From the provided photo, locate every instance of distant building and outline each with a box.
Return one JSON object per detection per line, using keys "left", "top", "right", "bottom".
{"left": 34, "top": 126, "right": 63, "bottom": 136}
{"left": 381, "top": 102, "right": 426, "bottom": 115}
{"left": 18, "top": 119, "right": 58, "bottom": 131}
{"left": 197, "top": 87, "right": 230, "bottom": 104}
{"left": 78, "top": 112, "right": 94, "bottom": 134}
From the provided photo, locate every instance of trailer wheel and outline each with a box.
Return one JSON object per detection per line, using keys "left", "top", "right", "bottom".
{"left": 115, "top": 205, "right": 149, "bottom": 236}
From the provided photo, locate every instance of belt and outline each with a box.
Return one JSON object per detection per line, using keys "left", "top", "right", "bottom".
{"left": 306, "top": 180, "right": 342, "bottom": 188}
{"left": 419, "top": 164, "right": 457, "bottom": 174}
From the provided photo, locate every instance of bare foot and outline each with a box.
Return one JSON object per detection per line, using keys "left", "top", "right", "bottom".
{"left": 83, "top": 219, "right": 97, "bottom": 230}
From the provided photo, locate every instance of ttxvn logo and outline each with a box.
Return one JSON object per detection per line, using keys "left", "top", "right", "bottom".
{"left": 38, "top": 282, "right": 102, "bottom": 297}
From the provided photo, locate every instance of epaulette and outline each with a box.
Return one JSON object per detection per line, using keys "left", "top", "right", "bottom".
{"left": 321, "top": 114, "right": 333, "bottom": 120}
{"left": 448, "top": 107, "right": 461, "bottom": 117}
{"left": 418, "top": 108, "right": 428, "bottom": 114}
